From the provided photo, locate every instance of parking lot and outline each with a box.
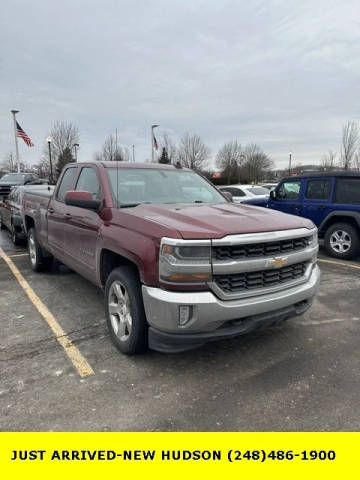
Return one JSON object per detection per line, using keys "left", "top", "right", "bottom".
{"left": 1, "top": 227, "right": 359, "bottom": 432}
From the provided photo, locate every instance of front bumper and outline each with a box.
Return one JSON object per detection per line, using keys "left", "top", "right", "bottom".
{"left": 142, "top": 265, "right": 320, "bottom": 353}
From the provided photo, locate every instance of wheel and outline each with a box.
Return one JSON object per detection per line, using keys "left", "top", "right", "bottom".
{"left": 105, "top": 266, "right": 148, "bottom": 355}
{"left": 28, "top": 227, "right": 53, "bottom": 271}
{"left": 11, "top": 225, "right": 23, "bottom": 246}
{"left": 324, "top": 222, "right": 360, "bottom": 259}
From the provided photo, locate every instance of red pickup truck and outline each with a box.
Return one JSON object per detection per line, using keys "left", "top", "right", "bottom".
{"left": 23, "top": 162, "right": 320, "bottom": 354}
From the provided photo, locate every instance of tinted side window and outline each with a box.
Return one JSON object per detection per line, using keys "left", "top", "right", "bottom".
{"left": 306, "top": 179, "right": 331, "bottom": 200}
{"left": 277, "top": 181, "right": 301, "bottom": 200}
{"left": 334, "top": 178, "right": 360, "bottom": 204}
{"left": 234, "top": 188, "right": 246, "bottom": 197}
{"left": 56, "top": 168, "right": 77, "bottom": 202}
{"left": 75, "top": 168, "right": 101, "bottom": 199}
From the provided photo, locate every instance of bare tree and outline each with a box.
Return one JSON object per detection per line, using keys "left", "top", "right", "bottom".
{"left": 47, "top": 121, "right": 79, "bottom": 160}
{"left": 94, "top": 134, "right": 130, "bottom": 162}
{"left": 160, "top": 134, "right": 177, "bottom": 164}
{"left": 177, "top": 133, "right": 210, "bottom": 171}
{"left": 340, "top": 121, "right": 358, "bottom": 170}
{"left": 1, "top": 152, "right": 17, "bottom": 172}
{"left": 321, "top": 150, "right": 337, "bottom": 171}
{"left": 241, "top": 144, "right": 273, "bottom": 183}
{"left": 353, "top": 151, "right": 360, "bottom": 171}
{"left": 33, "top": 159, "right": 51, "bottom": 178}
{"left": 216, "top": 140, "right": 243, "bottom": 184}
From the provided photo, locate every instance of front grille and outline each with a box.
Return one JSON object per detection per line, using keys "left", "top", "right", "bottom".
{"left": 213, "top": 236, "right": 310, "bottom": 260}
{"left": 214, "top": 261, "right": 308, "bottom": 293}
{"left": 0, "top": 186, "right": 11, "bottom": 197}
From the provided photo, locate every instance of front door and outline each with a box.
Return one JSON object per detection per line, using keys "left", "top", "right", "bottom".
{"left": 63, "top": 166, "right": 102, "bottom": 277}
{"left": 269, "top": 179, "right": 303, "bottom": 216}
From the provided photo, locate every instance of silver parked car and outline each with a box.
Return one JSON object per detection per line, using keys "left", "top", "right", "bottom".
{"left": 219, "top": 184, "right": 270, "bottom": 203}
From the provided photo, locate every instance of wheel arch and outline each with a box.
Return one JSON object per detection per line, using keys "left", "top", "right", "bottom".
{"left": 24, "top": 215, "right": 35, "bottom": 234}
{"left": 99, "top": 248, "right": 143, "bottom": 288}
{"left": 319, "top": 212, "right": 360, "bottom": 237}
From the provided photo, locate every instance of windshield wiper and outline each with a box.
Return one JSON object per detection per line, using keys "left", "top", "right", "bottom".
{"left": 119, "top": 201, "right": 152, "bottom": 208}
{"left": 119, "top": 203, "right": 141, "bottom": 208}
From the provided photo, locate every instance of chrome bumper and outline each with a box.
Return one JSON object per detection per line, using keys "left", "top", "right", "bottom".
{"left": 142, "top": 265, "right": 320, "bottom": 339}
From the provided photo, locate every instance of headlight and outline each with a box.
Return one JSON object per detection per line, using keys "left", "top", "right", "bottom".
{"left": 307, "top": 230, "right": 318, "bottom": 246}
{"left": 159, "top": 239, "right": 211, "bottom": 285}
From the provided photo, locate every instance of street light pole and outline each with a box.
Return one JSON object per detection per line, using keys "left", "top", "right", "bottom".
{"left": 132, "top": 144, "right": 135, "bottom": 162}
{"left": 47, "top": 137, "right": 54, "bottom": 183}
{"left": 288, "top": 151, "right": 293, "bottom": 175}
{"left": 73, "top": 143, "right": 79, "bottom": 162}
{"left": 151, "top": 125, "right": 159, "bottom": 163}
{"left": 238, "top": 153, "right": 245, "bottom": 183}
{"left": 11, "top": 109, "right": 20, "bottom": 173}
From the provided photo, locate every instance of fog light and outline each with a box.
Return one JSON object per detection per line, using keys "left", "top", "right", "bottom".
{"left": 179, "top": 305, "right": 192, "bottom": 326}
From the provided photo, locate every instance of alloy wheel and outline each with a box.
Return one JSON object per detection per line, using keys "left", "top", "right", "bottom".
{"left": 28, "top": 234, "right": 37, "bottom": 267}
{"left": 330, "top": 229, "right": 351, "bottom": 254}
{"left": 108, "top": 281, "right": 133, "bottom": 342}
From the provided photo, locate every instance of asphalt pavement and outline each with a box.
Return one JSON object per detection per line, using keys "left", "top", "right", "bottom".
{"left": 1, "top": 228, "right": 359, "bottom": 431}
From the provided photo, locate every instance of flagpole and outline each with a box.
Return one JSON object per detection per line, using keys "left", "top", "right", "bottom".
{"left": 151, "top": 126, "right": 154, "bottom": 163}
{"left": 11, "top": 109, "right": 20, "bottom": 173}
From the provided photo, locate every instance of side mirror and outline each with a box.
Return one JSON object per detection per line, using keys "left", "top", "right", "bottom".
{"left": 270, "top": 190, "right": 277, "bottom": 200}
{"left": 65, "top": 190, "right": 102, "bottom": 211}
{"left": 222, "top": 191, "right": 233, "bottom": 202}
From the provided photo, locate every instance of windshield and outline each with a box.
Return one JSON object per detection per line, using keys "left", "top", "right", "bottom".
{"left": 247, "top": 186, "right": 269, "bottom": 195}
{"left": 1, "top": 174, "right": 25, "bottom": 182}
{"left": 106, "top": 168, "right": 226, "bottom": 206}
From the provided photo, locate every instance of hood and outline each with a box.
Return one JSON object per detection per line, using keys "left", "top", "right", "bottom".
{"left": 127, "top": 203, "right": 314, "bottom": 239}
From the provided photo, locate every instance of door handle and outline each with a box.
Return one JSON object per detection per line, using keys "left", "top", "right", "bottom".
{"left": 48, "top": 207, "right": 55, "bottom": 214}
{"left": 64, "top": 213, "right": 72, "bottom": 220}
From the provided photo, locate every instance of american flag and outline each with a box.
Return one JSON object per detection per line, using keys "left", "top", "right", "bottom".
{"left": 153, "top": 133, "right": 158, "bottom": 150}
{"left": 16, "top": 121, "right": 34, "bottom": 147}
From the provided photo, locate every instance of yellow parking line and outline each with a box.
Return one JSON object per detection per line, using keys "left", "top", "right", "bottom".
{"left": 0, "top": 247, "right": 94, "bottom": 378}
{"left": 318, "top": 258, "right": 360, "bottom": 270}
{"left": 8, "top": 253, "right": 28, "bottom": 258}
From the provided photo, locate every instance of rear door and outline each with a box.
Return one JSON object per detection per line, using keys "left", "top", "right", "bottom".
{"left": 63, "top": 166, "right": 102, "bottom": 276}
{"left": 47, "top": 167, "right": 78, "bottom": 255}
{"left": 301, "top": 177, "right": 333, "bottom": 227}
{"left": 269, "top": 179, "right": 303, "bottom": 216}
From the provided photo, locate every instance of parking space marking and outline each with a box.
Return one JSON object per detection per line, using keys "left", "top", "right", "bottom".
{"left": 8, "top": 253, "right": 28, "bottom": 258}
{"left": 318, "top": 258, "right": 360, "bottom": 270}
{"left": 0, "top": 247, "right": 94, "bottom": 378}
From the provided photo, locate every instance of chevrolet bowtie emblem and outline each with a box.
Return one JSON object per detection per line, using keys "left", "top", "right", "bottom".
{"left": 269, "top": 257, "right": 288, "bottom": 268}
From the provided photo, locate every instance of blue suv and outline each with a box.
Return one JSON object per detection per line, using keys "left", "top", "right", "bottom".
{"left": 244, "top": 172, "right": 360, "bottom": 259}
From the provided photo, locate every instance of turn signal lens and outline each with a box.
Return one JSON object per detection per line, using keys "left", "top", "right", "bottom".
{"left": 167, "top": 273, "right": 211, "bottom": 283}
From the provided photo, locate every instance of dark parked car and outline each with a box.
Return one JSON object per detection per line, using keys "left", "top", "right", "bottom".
{"left": 0, "top": 186, "right": 27, "bottom": 245}
{"left": 0, "top": 172, "right": 39, "bottom": 200}
{"left": 243, "top": 172, "right": 360, "bottom": 259}
{"left": 0, "top": 185, "right": 54, "bottom": 245}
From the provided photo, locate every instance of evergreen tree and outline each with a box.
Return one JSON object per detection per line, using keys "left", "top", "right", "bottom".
{"left": 56, "top": 147, "right": 74, "bottom": 177}
{"left": 159, "top": 147, "right": 170, "bottom": 164}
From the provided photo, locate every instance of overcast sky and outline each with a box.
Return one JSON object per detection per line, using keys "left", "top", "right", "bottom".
{"left": 1, "top": 0, "right": 360, "bottom": 169}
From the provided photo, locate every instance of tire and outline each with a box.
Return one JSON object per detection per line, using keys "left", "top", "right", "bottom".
{"left": 28, "top": 227, "right": 53, "bottom": 271}
{"left": 324, "top": 222, "right": 360, "bottom": 260}
{"left": 11, "top": 225, "right": 23, "bottom": 246}
{"left": 105, "top": 266, "right": 148, "bottom": 355}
